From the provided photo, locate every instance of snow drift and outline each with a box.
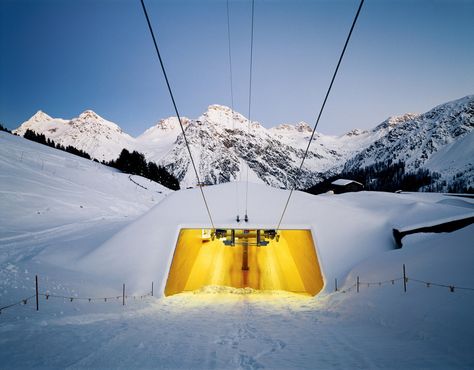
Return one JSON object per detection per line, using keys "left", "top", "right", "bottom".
{"left": 77, "top": 181, "right": 473, "bottom": 297}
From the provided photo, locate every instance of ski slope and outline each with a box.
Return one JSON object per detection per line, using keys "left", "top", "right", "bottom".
{"left": 1, "top": 132, "right": 473, "bottom": 369}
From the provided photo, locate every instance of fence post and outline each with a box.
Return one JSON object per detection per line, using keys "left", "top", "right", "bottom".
{"left": 335, "top": 278, "right": 338, "bottom": 292}
{"left": 403, "top": 264, "right": 407, "bottom": 293}
{"left": 357, "top": 276, "right": 360, "bottom": 293}
{"left": 122, "top": 284, "right": 125, "bottom": 306}
{"left": 152, "top": 281, "right": 154, "bottom": 297}
{"left": 35, "top": 275, "right": 39, "bottom": 311}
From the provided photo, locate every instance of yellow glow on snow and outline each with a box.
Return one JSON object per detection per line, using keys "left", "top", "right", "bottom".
{"left": 164, "top": 229, "right": 324, "bottom": 297}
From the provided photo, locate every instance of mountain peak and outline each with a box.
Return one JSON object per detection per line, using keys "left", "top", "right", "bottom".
{"left": 201, "top": 104, "right": 251, "bottom": 129}
{"left": 295, "top": 122, "right": 312, "bottom": 133}
{"left": 78, "top": 110, "right": 103, "bottom": 121}
{"left": 202, "top": 105, "right": 233, "bottom": 120}
{"left": 207, "top": 104, "right": 232, "bottom": 113}
{"left": 375, "top": 113, "right": 419, "bottom": 131}
{"left": 29, "top": 110, "right": 53, "bottom": 123}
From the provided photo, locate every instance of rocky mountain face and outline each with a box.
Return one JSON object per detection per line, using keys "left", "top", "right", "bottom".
{"left": 13, "top": 95, "right": 474, "bottom": 191}
{"left": 343, "top": 96, "right": 474, "bottom": 190}
{"left": 149, "top": 105, "right": 334, "bottom": 188}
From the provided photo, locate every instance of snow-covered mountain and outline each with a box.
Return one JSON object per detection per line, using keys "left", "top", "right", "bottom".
{"left": 140, "top": 105, "right": 340, "bottom": 188}
{"left": 13, "top": 95, "right": 474, "bottom": 189}
{"left": 14, "top": 110, "right": 135, "bottom": 161}
{"left": 343, "top": 96, "right": 474, "bottom": 189}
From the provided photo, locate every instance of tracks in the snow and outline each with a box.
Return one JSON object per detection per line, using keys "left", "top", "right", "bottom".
{"left": 213, "top": 297, "right": 287, "bottom": 370}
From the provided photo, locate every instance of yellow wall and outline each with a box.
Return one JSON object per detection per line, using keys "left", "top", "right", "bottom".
{"left": 164, "top": 229, "right": 324, "bottom": 296}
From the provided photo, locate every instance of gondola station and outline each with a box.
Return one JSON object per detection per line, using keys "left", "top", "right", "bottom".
{"left": 76, "top": 181, "right": 470, "bottom": 298}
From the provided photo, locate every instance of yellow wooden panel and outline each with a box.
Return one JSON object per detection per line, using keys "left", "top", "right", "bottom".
{"left": 164, "top": 229, "right": 324, "bottom": 296}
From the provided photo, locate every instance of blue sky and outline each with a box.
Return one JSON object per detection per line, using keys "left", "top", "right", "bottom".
{"left": 1, "top": 0, "right": 473, "bottom": 136}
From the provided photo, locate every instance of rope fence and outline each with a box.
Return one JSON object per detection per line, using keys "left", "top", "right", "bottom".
{"left": 0, "top": 275, "right": 155, "bottom": 315}
{"left": 3, "top": 265, "right": 473, "bottom": 315}
{"left": 408, "top": 279, "right": 474, "bottom": 292}
{"left": 0, "top": 295, "right": 36, "bottom": 313}
{"left": 335, "top": 264, "right": 474, "bottom": 294}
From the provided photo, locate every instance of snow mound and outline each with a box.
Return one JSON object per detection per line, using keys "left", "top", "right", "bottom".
{"left": 76, "top": 181, "right": 473, "bottom": 295}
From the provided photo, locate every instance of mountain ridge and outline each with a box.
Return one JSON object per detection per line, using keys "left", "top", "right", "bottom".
{"left": 13, "top": 95, "right": 474, "bottom": 190}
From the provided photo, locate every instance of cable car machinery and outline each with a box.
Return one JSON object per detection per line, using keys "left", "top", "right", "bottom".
{"left": 204, "top": 229, "right": 280, "bottom": 271}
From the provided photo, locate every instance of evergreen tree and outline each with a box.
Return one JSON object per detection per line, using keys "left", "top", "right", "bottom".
{"left": 305, "top": 160, "right": 440, "bottom": 194}
{"left": 106, "top": 148, "right": 180, "bottom": 190}
{"left": 23, "top": 129, "right": 92, "bottom": 160}
{"left": 0, "top": 123, "right": 11, "bottom": 133}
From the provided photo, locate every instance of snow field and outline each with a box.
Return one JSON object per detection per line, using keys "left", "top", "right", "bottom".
{"left": 1, "top": 131, "right": 473, "bottom": 368}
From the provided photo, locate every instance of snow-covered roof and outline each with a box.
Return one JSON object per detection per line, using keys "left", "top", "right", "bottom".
{"left": 331, "top": 179, "right": 363, "bottom": 187}
{"left": 76, "top": 182, "right": 471, "bottom": 297}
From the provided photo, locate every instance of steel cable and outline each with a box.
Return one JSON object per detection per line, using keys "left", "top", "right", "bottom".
{"left": 140, "top": 0, "right": 215, "bottom": 229}
{"left": 226, "top": 0, "right": 240, "bottom": 221}
{"left": 276, "top": 0, "right": 365, "bottom": 230}
{"left": 245, "top": 0, "right": 255, "bottom": 221}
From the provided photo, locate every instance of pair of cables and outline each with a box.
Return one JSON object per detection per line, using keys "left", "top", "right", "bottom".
{"left": 227, "top": 0, "right": 365, "bottom": 230}
{"left": 140, "top": 0, "right": 365, "bottom": 230}
{"left": 227, "top": 0, "right": 255, "bottom": 223}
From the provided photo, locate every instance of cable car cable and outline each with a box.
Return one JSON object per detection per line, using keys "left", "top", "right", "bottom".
{"left": 245, "top": 0, "right": 255, "bottom": 222}
{"left": 275, "top": 0, "right": 365, "bottom": 231}
{"left": 140, "top": 0, "right": 215, "bottom": 229}
{"left": 226, "top": 0, "right": 240, "bottom": 223}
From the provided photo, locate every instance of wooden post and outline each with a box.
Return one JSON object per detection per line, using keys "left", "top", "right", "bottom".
{"left": 35, "top": 275, "right": 39, "bottom": 311}
{"left": 122, "top": 284, "right": 125, "bottom": 306}
{"left": 357, "top": 276, "right": 360, "bottom": 293}
{"left": 403, "top": 264, "right": 407, "bottom": 293}
{"left": 335, "top": 278, "right": 338, "bottom": 292}
{"left": 151, "top": 281, "right": 154, "bottom": 297}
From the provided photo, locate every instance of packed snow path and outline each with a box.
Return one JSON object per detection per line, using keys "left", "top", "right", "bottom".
{"left": 1, "top": 286, "right": 472, "bottom": 369}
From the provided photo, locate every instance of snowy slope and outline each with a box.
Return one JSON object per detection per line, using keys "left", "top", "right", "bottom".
{"left": 13, "top": 96, "right": 474, "bottom": 189}
{"left": 0, "top": 132, "right": 171, "bottom": 268}
{"left": 1, "top": 130, "right": 473, "bottom": 368}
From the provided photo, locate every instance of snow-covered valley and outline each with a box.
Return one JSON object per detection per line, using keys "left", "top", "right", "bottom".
{"left": 1, "top": 131, "right": 473, "bottom": 368}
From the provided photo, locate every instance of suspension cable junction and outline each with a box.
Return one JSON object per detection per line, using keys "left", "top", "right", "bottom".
{"left": 275, "top": 0, "right": 365, "bottom": 231}
{"left": 140, "top": 0, "right": 215, "bottom": 229}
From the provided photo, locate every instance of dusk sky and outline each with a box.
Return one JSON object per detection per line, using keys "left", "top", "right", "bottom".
{"left": 1, "top": 0, "right": 473, "bottom": 136}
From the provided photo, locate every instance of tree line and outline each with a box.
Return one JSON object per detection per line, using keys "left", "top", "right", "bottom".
{"left": 305, "top": 160, "right": 454, "bottom": 194}
{"left": 24, "top": 129, "right": 92, "bottom": 159}
{"left": 21, "top": 129, "right": 180, "bottom": 190}
{"left": 104, "top": 149, "right": 180, "bottom": 190}
{"left": 0, "top": 123, "right": 12, "bottom": 133}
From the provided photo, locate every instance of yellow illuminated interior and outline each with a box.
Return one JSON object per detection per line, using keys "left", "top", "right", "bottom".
{"left": 164, "top": 229, "right": 324, "bottom": 296}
